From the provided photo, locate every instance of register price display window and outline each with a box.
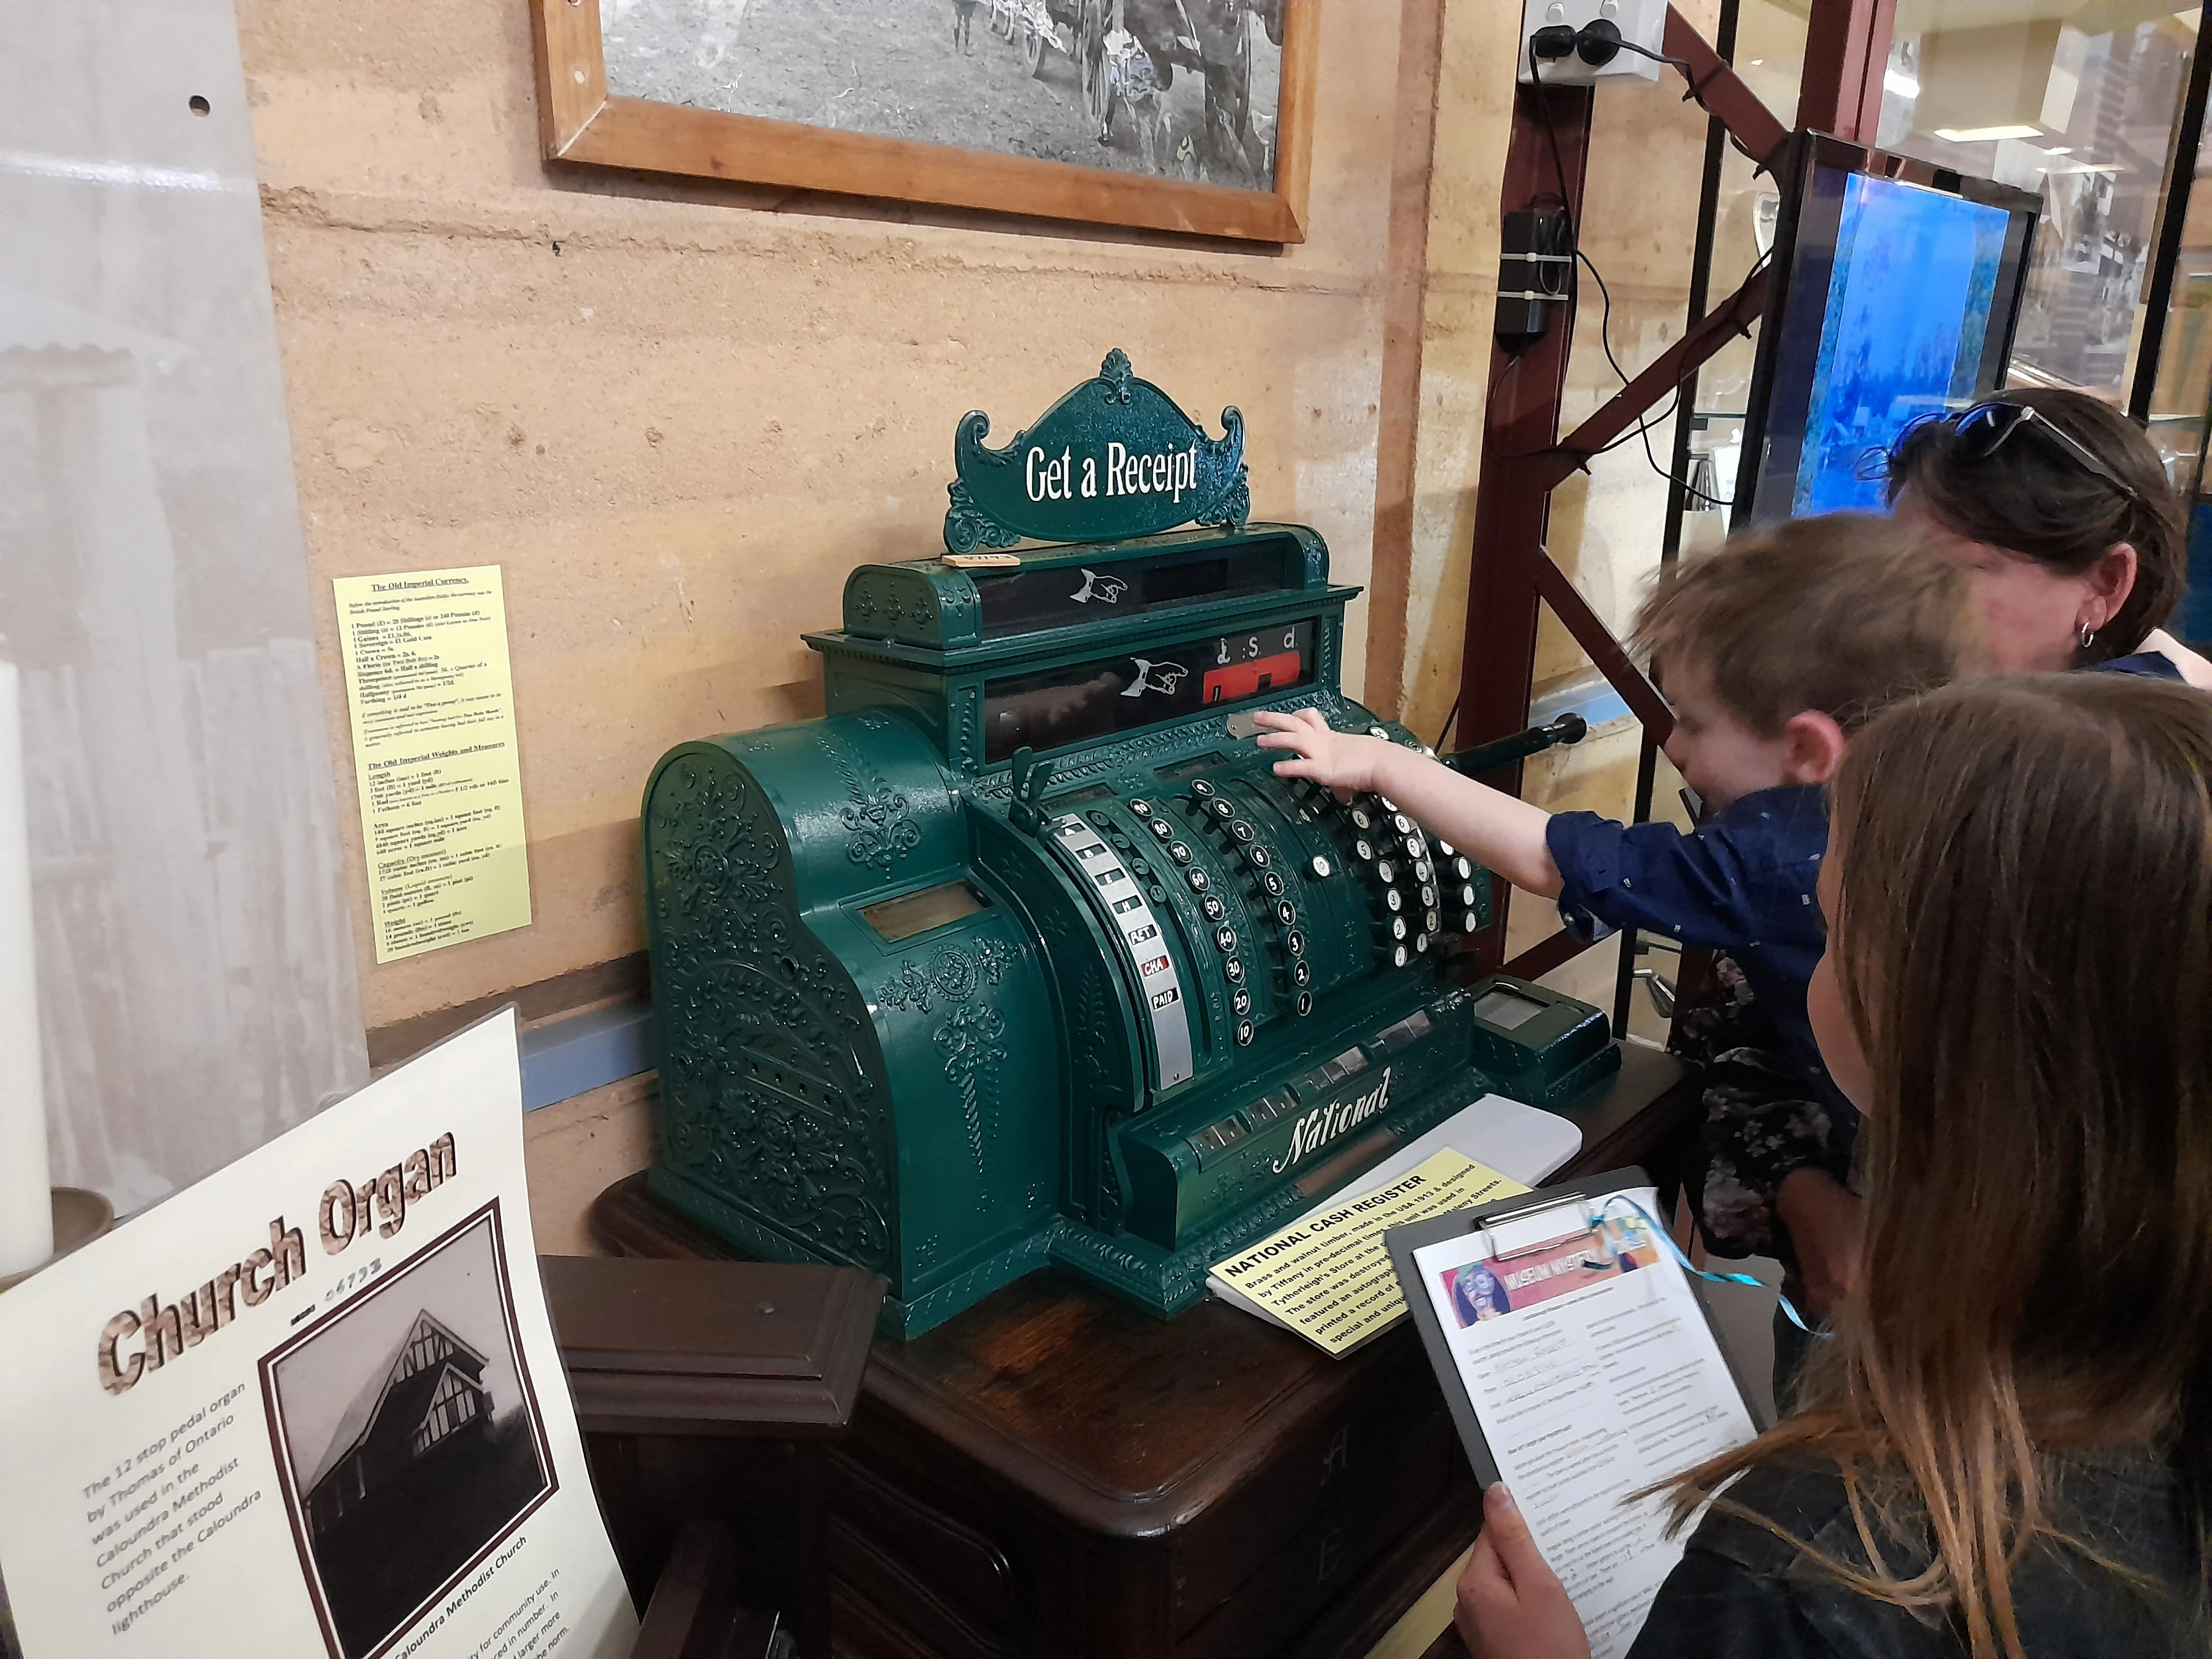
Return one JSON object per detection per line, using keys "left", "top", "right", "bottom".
{"left": 983, "top": 620, "right": 1315, "bottom": 761}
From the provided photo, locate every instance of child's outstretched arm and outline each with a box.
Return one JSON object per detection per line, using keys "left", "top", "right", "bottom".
{"left": 1252, "top": 707, "right": 1563, "bottom": 898}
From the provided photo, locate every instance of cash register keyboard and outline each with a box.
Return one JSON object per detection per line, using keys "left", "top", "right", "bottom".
{"left": 1041, "top": 755, "right": 1488, "bottom": 1101}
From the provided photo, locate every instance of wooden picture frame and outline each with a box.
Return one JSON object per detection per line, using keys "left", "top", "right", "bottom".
{"left": 528, "top": 0, "right": 1315, "bottom": 244}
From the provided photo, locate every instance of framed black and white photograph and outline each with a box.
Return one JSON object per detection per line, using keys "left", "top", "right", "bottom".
{"left": 531, "top": 0, "right": 1315, "bottom": 242}
{"left": 261, "top": 1206, "right": 556, "bottom": 1659}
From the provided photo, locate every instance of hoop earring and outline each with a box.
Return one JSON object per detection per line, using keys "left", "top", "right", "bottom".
{"left": 2080, "top": 620, "right": 2098, "bottom": 651}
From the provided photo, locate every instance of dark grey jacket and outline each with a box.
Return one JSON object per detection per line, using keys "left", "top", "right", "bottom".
{"left": 1626, "top": 1453, "right": 2207, "bottom": 1658}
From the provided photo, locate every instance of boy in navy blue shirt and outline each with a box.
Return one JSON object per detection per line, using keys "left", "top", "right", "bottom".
{"left": 1254, "top": 515, "right": 1971, "bottom": 1352}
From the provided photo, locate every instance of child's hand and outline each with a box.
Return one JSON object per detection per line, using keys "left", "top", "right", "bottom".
{"left": 1252, "top": 707, "right": 1395, "bottom": 797}
{"left": 1253, "top": 707, "right": 1564, "bottom": 898}
{"left": 1776, "top": 1168, "right": 1864, "bottom": 1321}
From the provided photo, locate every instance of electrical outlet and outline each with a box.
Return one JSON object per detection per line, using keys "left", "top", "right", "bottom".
{"left": 1518, "top": 0, "right": 1668, "bottom": 85}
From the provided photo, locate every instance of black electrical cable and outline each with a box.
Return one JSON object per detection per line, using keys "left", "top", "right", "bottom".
{"left": 1524, "top": 45, "right": 1695, "bottom": 473}
{"left": 1580, "top": 242, "right": 1773, "bottom": 490}
{"left": 1511, "top": 31, "right": 1764, "bottom": 498}
{"left": 1527, "top": 50, "right": 1579, "bottom": 249}
{"left": 1433, "top": 696, "right": 1460, "bottom": 753}
{"left": 1493, "top": 247, "right": 1765, "bottom": 473}
{"left": 1488, "top": 346, "right": 1526, "bottom": 403}
{"left": 1575, "top": 249, "right": 1730, "bottom": 505}
{"left": 1592, "top": 35, "right": 1698, "bottom": 79}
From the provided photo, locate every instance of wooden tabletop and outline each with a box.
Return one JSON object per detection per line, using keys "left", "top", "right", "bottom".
{"left": 591, "top": 1042, "right": 1693, "bottom": 1536}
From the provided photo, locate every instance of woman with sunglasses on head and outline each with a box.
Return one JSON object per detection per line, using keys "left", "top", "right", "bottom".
{"left": 1882, "top": 387, "right": 2212, "bottom": 687}
{"left": 1457, "top": 672, "right": 2212, "bottom": 1659}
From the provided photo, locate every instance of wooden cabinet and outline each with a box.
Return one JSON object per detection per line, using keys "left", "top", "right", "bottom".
{"left": 541, "top": 1254, "right": 884, "bottom": 1658}
{"left": 589, "top": 1043, "right": 1695, "bottom": 1659}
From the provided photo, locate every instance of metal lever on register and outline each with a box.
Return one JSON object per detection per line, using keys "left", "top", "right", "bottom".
{"left": 1441, "top": 712, "right": 1588, "bottom": 779}
{"left": 1008, "top": 745, "right": 1056, "bottom": 834}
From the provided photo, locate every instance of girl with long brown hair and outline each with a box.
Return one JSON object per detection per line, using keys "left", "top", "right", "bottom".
{"left": 1456, "top": 673, "right": 2212, "bottom": 1659}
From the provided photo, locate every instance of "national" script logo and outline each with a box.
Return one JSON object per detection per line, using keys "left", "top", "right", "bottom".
{"left": 1270, "top": 1067, "right": 1394, "bottom": 1174}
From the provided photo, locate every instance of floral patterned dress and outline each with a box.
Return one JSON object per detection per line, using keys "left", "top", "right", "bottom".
{"left": 1669, "top": 947, "right": 1859, "bottom": 1261}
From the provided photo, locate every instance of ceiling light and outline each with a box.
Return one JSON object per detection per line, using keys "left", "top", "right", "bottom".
{"left": 1748, "top": 58, "right": 1763, "bottom": 65}
{"left": 1884, "top": 69, "right": 1920, "bottom": 97}
{"left": 2043, "top": 145, "right": 2072, "bottom": 154}
{"left": 1932, "top": 124, "right": 2044, "bottom": 142}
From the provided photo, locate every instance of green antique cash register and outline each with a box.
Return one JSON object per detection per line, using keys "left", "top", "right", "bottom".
{"left": 640, "top": 353, "right": 1619, "bottom": 1336}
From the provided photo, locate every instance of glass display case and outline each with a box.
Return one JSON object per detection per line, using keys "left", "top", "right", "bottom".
{"left": 1874, "top": 3, "right": 2197, "bottom": 415}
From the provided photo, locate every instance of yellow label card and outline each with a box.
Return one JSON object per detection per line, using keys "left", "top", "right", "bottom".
{"left": 1212, "top": 1150, "right": 1528, "bottom": 1356}
{"left": 334, "top": 566, "right": 531, "bottom": 962}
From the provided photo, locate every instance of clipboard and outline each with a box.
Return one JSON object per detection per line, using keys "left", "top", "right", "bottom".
{"left": 1384, "top": 1166, "right": 1766, "bottom": 1488}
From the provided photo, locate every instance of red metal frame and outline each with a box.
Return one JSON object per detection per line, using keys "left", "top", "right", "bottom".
{"left": 1453, "top": 76, "right": 1594, "bottom": 796}
{"left": 1455, "top": 3, "right": 1875, "bottom": 985}
{"left": 1796, "top": 0, "right": 1897, "bottom": 142}
{"left": 1662, "top": 8, "right": 1791, "bottom": 159}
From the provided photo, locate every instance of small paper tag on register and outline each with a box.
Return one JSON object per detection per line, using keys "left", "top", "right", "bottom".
{"left": 1210, "top": 1150, "right": 1527, "bottom": 1357}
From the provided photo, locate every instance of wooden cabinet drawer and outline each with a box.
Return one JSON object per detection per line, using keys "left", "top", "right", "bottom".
{"left": 828, "top": 1450, "right": 1024, "bottom": 1655}
{"left": 1178, "top": 1410, "right": 1459, "bottom": 1659}
{"left": 1168, "top": 1340, "right": 1444, "bottom": 1628}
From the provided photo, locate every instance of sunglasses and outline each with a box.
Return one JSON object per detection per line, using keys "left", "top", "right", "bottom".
{"left": 1851, "top": 399, "right": 2142, "bottom": 502}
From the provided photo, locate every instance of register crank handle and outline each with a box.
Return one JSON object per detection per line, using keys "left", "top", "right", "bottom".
{"left": 1009, "top": 745, "right": 1056, "bottom": 834}
{"left": 1441, "top": 712, "right": 1588, "bottom": 779}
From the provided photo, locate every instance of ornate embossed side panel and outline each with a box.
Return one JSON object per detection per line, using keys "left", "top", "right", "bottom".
{"left": 874, "top": 937, "right": 1026, "bottom": 1177}
{"left": 645, "top": 718, "right": 1064, "bottom": 1323}
{"left": 817, "top": 731, "right": 922, "bottom": 878}
{"left": 947, "top": 685, "right": 982, "bottom": 775}
{"left": 839, "top": 563, "right": 985, "bottom": 651}
{"left": 643, "top": 745, "right": 896, "bottom": 1273}
{"left": 851, "top": 886, "right": 1062, "bottom": 1297}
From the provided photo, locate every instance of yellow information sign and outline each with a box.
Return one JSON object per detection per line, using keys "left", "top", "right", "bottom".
{"left": 1211, "top": 1150, "right": 1528, "bottom": 1357}
{"left": 334, "top": 566, "right": 531, "bottom": 962}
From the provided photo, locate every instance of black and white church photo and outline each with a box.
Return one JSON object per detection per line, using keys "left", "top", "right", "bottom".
{"left": 263, "top": 1209, "right": 554, "bottom": 1659}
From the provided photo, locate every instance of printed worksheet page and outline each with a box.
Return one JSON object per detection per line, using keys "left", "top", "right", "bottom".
{"left": 1412, "top": 1191, "right": 1757, "bottom": 1659}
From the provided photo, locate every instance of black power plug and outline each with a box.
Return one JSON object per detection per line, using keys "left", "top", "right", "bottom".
{"left": 1531, "top": 17, "right": 1663, "bottom": 77}
{"left": 1528, "top": 22, "right": 1580, "bottom": 59}
{"left": 1575, "top": 18, "right": 1623, "bottom": 65}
